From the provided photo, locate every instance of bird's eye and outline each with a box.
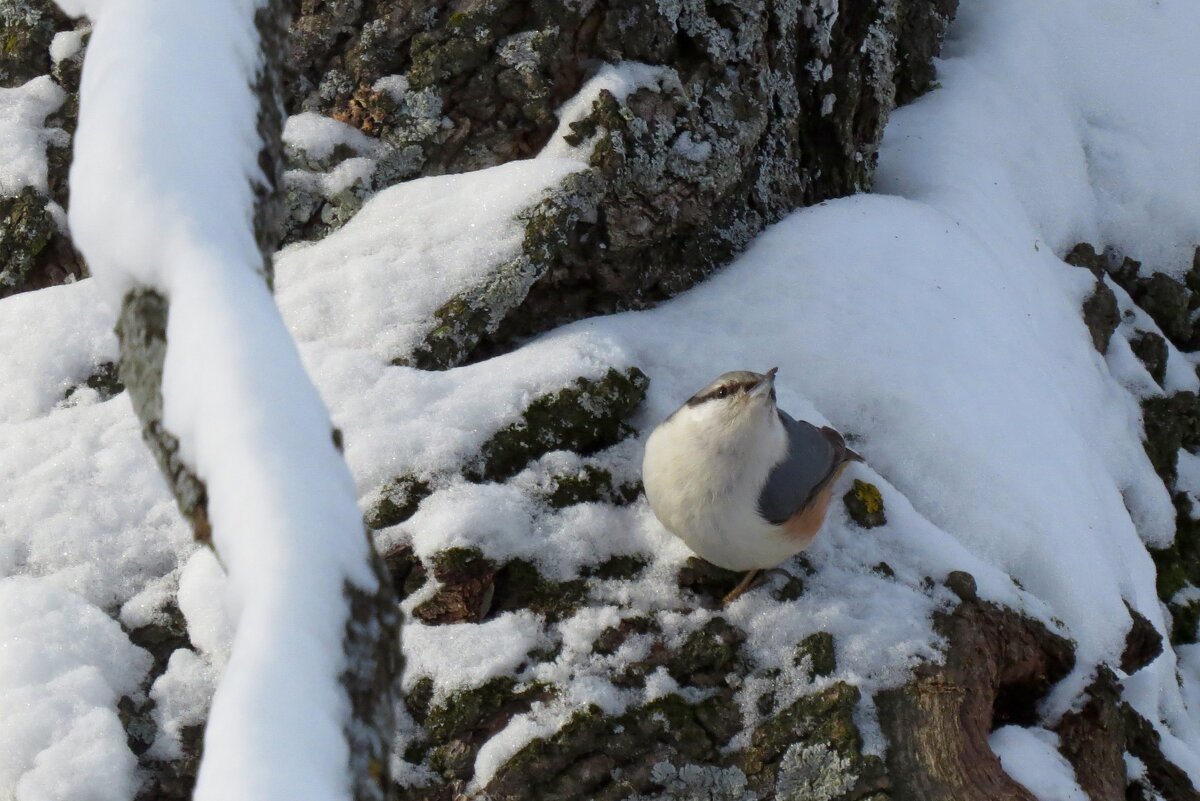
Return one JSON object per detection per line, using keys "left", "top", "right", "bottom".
{"left": 715, "top": 387, "right": 729, "bottom": 399}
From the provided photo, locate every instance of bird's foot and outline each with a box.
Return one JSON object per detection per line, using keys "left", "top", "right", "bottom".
{"left": 721, "top": 569, "right": 762, "bottom": 606}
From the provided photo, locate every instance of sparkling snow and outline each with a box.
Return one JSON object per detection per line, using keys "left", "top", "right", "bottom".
{"left": 5, "top": 0, "right": 1200, "bottom": 797}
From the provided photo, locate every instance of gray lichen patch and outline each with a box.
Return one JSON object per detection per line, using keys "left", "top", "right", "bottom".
{"left": 481, "top": 691, "right": 745, "bottom": 801}
{"left": 0, "top": 0, "right": 71, "bottom": 87}
{"left": 738, "top": 682, "right": 885, "bottom": 800}
{"left": 115, "top": 289, "right": 211, "bottom": 545}
{"left": 281, "top": 0, "right": 965, "bottom": 368}
{"left": 0, "top": 186, "right": 56, "bottom": 293}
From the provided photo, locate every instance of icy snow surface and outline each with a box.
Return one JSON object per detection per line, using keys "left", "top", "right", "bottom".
{"left": 3, "top": 0, "right": 1200, "bottom": 797}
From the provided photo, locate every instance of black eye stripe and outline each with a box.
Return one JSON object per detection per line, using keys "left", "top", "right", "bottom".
{"left": 687, "top": 381, "right": 763, "bottom": 405}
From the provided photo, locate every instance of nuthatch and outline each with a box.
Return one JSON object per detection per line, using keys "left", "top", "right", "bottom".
{"left": 642, "top": 368, "right": 862, "bottom": 604}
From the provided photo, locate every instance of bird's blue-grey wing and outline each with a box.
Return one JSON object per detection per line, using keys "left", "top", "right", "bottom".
{"left": 757, "top": 411, "right": 843, "bottom": 525}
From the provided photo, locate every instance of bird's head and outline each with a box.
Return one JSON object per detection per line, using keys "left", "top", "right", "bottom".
{"left": 672, "top": 368, "right": 779, "bottom": 433}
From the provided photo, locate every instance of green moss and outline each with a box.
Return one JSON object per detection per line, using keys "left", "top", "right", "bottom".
{"left": 1152, "top": 545, "right": 1190, "bottom": 605}
{"left": 405, "top": 676, "right": 435, "bottom": 724}
{"left": 491, "top": 558, "right": 588, "bottom": 623}
{"left": 592, "top": 615, "right": 659, "bottom": 656}
{"left": 470, "top": 368, "right": 649, "bottom": 483}
{"left": 582, "top": 554, "right": 650, "bottom": 581}
{"left": 426, "top": 676, "right": 552, "bottom": 744}
{"left": 1141, "top": 393, "right": 1200, "bottom": 481}
{"left": 544, "top": 465, "right": 623, "bottom": 508}
{"left": 366, "top": 475, "right": 432, "bottom": 529}
{"left": 794, "top": 632, "right": 836, "bottom": 678}
{"left": 487, "top": 691, "right": 744, "bottom": 798}
{"left": 666, "top": 618, "right": 746, "bottom": 688}
{"left": 843, "top": 480, "right": 886, "bottom": 528}
{"left": 429, "top": 738, "right": 475, "bottom": 780}
{"left": 1167, "top": 595, "right": 1200, "bottom": 645}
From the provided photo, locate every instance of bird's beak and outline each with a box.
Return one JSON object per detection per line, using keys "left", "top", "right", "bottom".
{"left": 751, "top": 367, "right": 778, "bottom": 399}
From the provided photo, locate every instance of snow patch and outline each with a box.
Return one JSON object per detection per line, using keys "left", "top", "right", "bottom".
{"left": 0, "top": 76, "right": 66, "bottom": 195}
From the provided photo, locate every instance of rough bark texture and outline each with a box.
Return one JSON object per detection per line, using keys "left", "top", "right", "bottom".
{"left": 282, "top": 0, "right": 961, "bottom": 368}
{"left": 874, "top": 572, "right": 1076, "bottom": 801}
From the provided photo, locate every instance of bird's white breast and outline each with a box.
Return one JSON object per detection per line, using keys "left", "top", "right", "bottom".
{"left": 642, "top": 407, "right": 802, "bottom": 571}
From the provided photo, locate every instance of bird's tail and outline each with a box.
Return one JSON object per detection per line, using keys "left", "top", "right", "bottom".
{"left": 819, "top": 425, "right": 865, "bottom": 464}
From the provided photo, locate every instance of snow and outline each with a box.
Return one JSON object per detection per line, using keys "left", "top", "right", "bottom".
{"left": 401, "top": 611, "right": 547, "bottom": 696}
{"left": 49, "top": 29, "right": 86, "bottom": 65}
{"left": 0, "top": 577, "right": 150, "bottom": 800}
{"left": 283, "top": 111, "right": 385, "bottom": 163}
{"left": 991, "top": 726, "right": 1088, "bottom": 801}
{"left": 148, "top": 649, "right": 218, "bottom": 760}
{"left": 3, "top": 0, "right": 1200, "bottom": 795}
{"left": 540, "top": 62, "right": 679, "bottom": 160}
{"left": 54, "top": 0, "right": 386, "bottom": 797}
{"left": 276, "top": 156, "right": 584, "bottom": 362}
{"left": 177, "top": 549, "right": 235, "bottom": 667}
{"left": 0, "top": 396, "right": 189, "bottom": 609}
{"left": 372, "top": 75, "right": 409, "bottom": 102}
{"left": 0, "top": 76, "right": 66, "bottom": 195}
{"left": 0, "top": 279, "right": 117, "bottom": 424}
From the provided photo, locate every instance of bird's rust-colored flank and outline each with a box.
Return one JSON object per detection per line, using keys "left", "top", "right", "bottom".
{"left": 783, "top": 461, "right": 852, "bottom": 543}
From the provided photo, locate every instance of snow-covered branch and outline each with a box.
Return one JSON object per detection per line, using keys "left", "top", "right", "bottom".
{"left": 53, "top": 0, "right": 400, "bottom": 798}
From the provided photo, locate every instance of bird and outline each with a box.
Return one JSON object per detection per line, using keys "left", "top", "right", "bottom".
{"left": 642, "top": 367, "right": 862, "bottom": 605}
